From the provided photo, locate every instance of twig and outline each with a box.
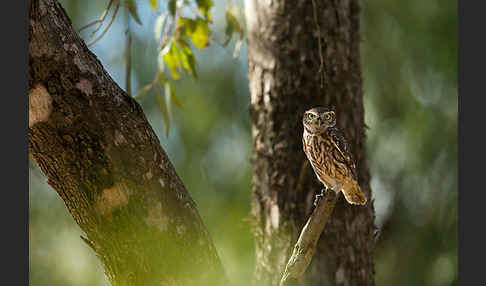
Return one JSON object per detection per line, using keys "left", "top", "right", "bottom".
{"left": 158, "top": 15, "right": 173, "bottom": 52}
{"left": 311, "top": 0, "right": 325, "bottom": 88}
{"left": 124, "top": 6, "right": 132, "bottom": 97}
{"left": 279, "top": 189, "right": 337, "bottom": 286}
{"left": 78, "top": 0, "right": 114, "bottom": 33}
{"left": 87, "top": 1, "right": 120, "bottom": 47}
{"left": 80, "top": 235, "right": 97, "bottom": 252}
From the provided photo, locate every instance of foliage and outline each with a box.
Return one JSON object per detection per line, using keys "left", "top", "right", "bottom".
{"left": 78, "top": 0, "right": 244, "bottom": 136}
{"left": 360, "top": 0, "right": 458, "bottom": 285}
{"left": 132, "top": 0, "right": 244, "bottom": 135}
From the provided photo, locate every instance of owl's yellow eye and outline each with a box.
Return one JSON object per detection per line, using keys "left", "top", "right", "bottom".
{"left": 324, "top": 113, "right": 331, "bottom": 120}
{"left": 307, "top": 113, "right": 315, "bottom": 120}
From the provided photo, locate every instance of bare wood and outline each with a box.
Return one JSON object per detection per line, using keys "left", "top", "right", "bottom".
{"left": 29, "top": 0, "right": 227, "bottom": 285}
{"left": 280, "top": 191, "right": 337, "bottom": 286}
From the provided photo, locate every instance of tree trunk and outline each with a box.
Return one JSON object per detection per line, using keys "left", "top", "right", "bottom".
{"left": 245, "top": 0, "right": 375, "bottom": 285}
{"left": 28, "top": 0, "right": 226, "bottom": 285}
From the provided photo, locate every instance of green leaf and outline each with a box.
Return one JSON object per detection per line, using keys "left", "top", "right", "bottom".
{"left": 164, "top": 81, "right": 183, "bottom": 108}
{"left": 154, "top": 13, "right": 167, "bottom": 42}
{"left": 154, "top": 87, "right": 170, "bottom": 136}
{"left": 224, "top": 10, "right": 243, "bottom": 46}
{"left": 158, "top": 52, "right": 165, "bottom": 72}
{"left": 178, "top": 39, "right": 198, "bottom": 78}
{"left": 196, "top": 0, "right": 214, "bottom": 22}
{"left": 163, "top": 82, "right": 173, "bottom": 124}
{"left": 135, "top": 83, "right": 153, "bottom": 100}
{"left": 224, "top": 22, "right": 233, "bottom": 46}
{"left": 161, "top": 39, "right": 198, "bottom": 79}
{"left": 149, "top": 0, "right": 158, "bottom": 11}
{"left": 168, "top": 0, "right": 176, "bottom": 16}
{"left": 233, "top": 39, "right": 243, "bottom": 58}
{"left": 157, "top": 69, "right": 167, "bottom": 82}
{"left": 178, "top": 17, "right": 211, "bottom": 49}
{"left": 124, "top": 0, "right": 142, "bottom": 24}
{"left": 162, "top": 40, "right": 182, "bottom": 79}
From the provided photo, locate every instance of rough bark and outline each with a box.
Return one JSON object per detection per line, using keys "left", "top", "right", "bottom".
{"left": 245, "top": 0, "right": 375, "bottom": 285}
{"left": 28, "top": 0, "right": 226, "bottom": 285}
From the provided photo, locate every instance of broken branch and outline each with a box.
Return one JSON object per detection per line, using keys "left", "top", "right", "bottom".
{"left": 279, "top": 189, "right": 337, "bottom": 286}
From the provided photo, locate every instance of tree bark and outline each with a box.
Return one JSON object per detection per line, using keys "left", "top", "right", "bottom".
{"left": 245, "top": 0, "right": 375, "bottom": 285}
{"left": 28, "top": 0, "right": 226, "bottom": 285}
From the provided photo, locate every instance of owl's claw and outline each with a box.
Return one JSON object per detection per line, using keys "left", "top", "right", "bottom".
{"left": 313, "top": 187, "right": 328, "bottom": 206}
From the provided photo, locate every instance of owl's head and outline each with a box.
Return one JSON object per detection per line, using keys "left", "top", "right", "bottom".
{"left": 303, "top": 107, "right": 336, "bottom": 134}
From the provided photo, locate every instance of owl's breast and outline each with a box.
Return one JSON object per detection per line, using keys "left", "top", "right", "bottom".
{"left": 303, "top": 132, "right": 338, "bottom": 186}
{"left": 303, "top": 133, "right": 325, "bottom": 165}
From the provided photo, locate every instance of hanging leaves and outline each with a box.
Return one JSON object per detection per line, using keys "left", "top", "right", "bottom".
{"left": 154, "top": 86, "right": 170, "bottom": 136}
{"left": 178, "top": 17, "right": 211, "bottom": 49}
{"left": 178, "top": 39, "right": 197, "bottom": 78}
{"left": 124, "top": 0, "right": 142, "bottom": 24}
{"left": 224, "top": 10, "right": 244, "bottom": 46}
{"left": 168, "top": 0, "right": 176, "bottom": 17}
{"left": 162, "top": 38, "right": 197, "bottom": 80}
{"left": 149, "top": 0, "right": 158, "bottom": 11}
{"left": 162, "top": 41, "right": 182, "bottom": 79}
{"left": 196, "top": 0, "right": 214, "bottom": 22}
{"left": 133, "top": 0, "right": 244, "bottom": 136}
{"left": 164, "top": 81, "right": 183, "bottom": 108}
{"left": 154, "top": 13, "right": 167, "bottom": 42}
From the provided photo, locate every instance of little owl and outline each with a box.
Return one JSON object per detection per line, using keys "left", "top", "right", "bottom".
{"left": 302, "top": 107, "right": 367, "bottom": 205}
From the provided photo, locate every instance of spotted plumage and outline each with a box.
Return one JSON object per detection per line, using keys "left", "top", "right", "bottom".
{"left": 302, "top": 107, "right": 366, "bottom": 205}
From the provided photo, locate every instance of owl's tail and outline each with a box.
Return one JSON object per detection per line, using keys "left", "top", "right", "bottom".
{"left": 341, "top": 180, "right": 367, "bottom": 205}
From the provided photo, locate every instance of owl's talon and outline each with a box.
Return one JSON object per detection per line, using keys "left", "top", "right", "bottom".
{"left": 313, "top": 188, "right": 327, "bottom": 206}
{"left": 313, "top": 195, "right": 322, "bottom": 206}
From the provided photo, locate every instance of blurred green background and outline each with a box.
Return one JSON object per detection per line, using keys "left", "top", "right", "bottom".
{"left": 29, "top": 0, "right": 457, "bottom": 285}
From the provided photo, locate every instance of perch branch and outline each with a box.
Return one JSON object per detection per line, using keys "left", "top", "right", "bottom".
{"left": 279, "top": 189, "right": 337, "bottom": 286}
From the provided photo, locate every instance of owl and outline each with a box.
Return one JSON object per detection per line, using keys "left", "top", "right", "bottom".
{"left": 302, "top": 107, "right": 367, "bottom": 205}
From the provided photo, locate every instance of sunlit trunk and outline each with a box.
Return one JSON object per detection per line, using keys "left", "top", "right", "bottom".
{"left": 29, "top": 0, "right": 226, "bottom": 285}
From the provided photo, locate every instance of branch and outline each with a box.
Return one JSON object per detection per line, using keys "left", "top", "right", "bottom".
{"left": 29, "top": 0, "right": 228, "bottom": 284}
{"left": 86, "top": 1, "right": 120, "bottom": 47}
{"left": 124, "top": 6, "right": 132, "bottom": 96}
{"left": 311, "top": 0, "right": 326, "bottom": 88}
{"left": 78, "top": 0, "right": 114, "bottom": 33}
{"left": 158, "top": 13, "right": 172, "bottom": 52}
{"left": 279, "top": 189, "right": 337, "bottom": 286}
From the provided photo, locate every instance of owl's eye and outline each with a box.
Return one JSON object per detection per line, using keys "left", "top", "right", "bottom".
{"left": 324, "top": 113, "right": 331, "bottom": 120}
{"left": 307, "top": 113, "right": 315, "bottom": 120}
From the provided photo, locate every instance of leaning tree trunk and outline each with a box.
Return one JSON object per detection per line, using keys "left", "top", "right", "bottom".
{"left": 245, "top": 0, "right": 375, "bottom": 285}
{"left": 28, "top": 0, "right": 226, "bottom": 285}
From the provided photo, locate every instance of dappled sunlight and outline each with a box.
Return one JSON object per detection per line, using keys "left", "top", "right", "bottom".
{"left": 31, "top": 0, "right": 456, "bottom": 285}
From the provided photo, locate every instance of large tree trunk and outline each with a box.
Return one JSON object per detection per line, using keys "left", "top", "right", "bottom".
{"left": 28, "top": 0, "right": 226, "bottom": 285}
{"left": 245, "top": 0, "right": 375, "bottom": 285}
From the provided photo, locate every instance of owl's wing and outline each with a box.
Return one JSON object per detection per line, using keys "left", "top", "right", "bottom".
{"left": 328, "top": 127, "right": 358, "bottom": 179}
{"left": 302, "top": 135, "right": 307, "bottom": 154}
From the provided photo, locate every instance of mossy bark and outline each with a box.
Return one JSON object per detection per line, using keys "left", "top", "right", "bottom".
{"left": 245, "top": 0, "right": 376, "bottom": 285}
{"left": 28, "top": 0, "right": 226, "bottom": 285}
